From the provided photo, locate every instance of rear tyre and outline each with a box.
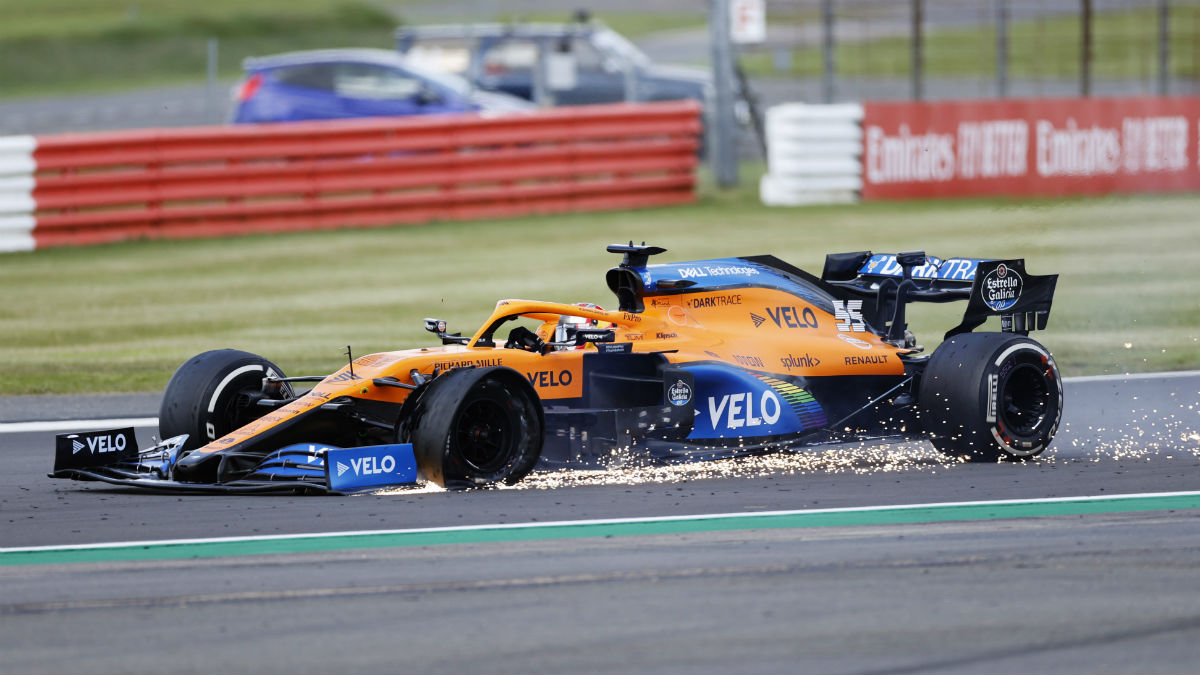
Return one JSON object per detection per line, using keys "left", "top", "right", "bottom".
{"left": 399, "top": 367, "right": 543, "bottom": 489}
{"left": 158, "top": 349, "right": 292, "bottom": 451}
{"left": 919, "top": 332, "right": 1062, "bottom": 462}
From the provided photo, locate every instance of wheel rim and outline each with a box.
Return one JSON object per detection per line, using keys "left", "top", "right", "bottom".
{"left": 453, "top": 398, "right": 515, "bottom": 474}
{"left": 999, "top": 361, "right": 1052, "bottom": 437}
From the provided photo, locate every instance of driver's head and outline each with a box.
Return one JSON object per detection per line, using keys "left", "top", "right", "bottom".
{"left": 553, "top": 303, "right": 606, "bottom": 349}
{"left": 554, "top": 314, "right": 592, "bottom": 346}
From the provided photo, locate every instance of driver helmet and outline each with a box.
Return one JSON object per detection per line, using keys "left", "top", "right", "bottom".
{"left": 554, "top": 303, "right": 607, "bottom": 349}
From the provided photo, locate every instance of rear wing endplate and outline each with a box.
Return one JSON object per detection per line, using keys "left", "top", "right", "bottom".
{"left": 822, "top": 251, "right": 1057, "bottom": 340}
{"left": 947, "top": 258, "right": 1057, "bottom": 338}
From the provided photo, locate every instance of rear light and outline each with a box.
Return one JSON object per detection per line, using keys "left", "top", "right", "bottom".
{"left": 236, "top": 74, "right": 264, "bottom": 102}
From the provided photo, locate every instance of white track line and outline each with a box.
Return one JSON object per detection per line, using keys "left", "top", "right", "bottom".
{"left": 1062, "top": 370, "right": 1200, "bottom": 383}
{"left": 0, "top": 417, "right": 158, "bottom": 434}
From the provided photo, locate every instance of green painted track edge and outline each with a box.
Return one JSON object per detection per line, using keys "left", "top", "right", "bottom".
{"left": 5, "top": 494, "right": 1199, "bottom": 566}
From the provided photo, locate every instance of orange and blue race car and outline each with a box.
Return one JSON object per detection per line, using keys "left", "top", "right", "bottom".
{"left": 51, "top": 244, "right": 1063, "bottom": 493}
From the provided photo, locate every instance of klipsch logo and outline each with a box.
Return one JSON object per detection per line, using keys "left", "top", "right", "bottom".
{"left": 981, "top": 264, "right": 1023, "bottom": 312}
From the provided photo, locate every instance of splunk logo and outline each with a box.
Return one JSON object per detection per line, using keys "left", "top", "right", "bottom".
{"left": 335, "top": 454, "right": 399, "bottom": 477}
{"left": 706, "top": 391, "right": 782, "bottom": 430}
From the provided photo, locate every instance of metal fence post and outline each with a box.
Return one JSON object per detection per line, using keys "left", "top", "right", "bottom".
{"left": 1158, "top": 0, "right": 1170, "bottom": 95}
{"left": 911, "top": 0, "right": 923, "bottom": 100}
{"left": 1081, "top": 0, "right": 1093, "bottom": 96}
{"left": 708, "top": 0, "right": 739, "bottom": 188}
{"left": 206, "top": 38, "right": 219, "bottom": 123}
{"left": 822, "top": 0, "right": 835, "bottom": 103}
{"left": 996, "top": 0, "right": 1009, "bottom": 98}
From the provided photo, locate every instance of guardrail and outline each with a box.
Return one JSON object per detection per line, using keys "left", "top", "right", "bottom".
{"left": 0, "top": 101, "right": 701, "bottom": 253}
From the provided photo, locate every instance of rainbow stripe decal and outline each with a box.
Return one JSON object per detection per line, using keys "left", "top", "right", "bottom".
{"left": 755, "top": 374, "right": 827, "bottom": 430}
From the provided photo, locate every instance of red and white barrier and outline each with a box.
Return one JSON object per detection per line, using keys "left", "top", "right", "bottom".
{"left": 0, "top": 101, "right": 701, "bottom": 253}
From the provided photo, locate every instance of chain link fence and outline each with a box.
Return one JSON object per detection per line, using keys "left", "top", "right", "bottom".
{"left": 740, "top": 0, "right": 1200, "bottom": 103}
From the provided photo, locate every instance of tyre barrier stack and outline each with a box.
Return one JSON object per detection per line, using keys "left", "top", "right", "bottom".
{"left": 0, "top": 135, "right": 36, "bottom": 252}
{"left": 759, "top": 103, "right": 864, "bottom": 206}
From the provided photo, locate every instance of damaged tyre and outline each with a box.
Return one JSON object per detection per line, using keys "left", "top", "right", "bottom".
{"left": 919, "top": 332, "right": 1062, "bottom": 462}
{"left": 400, "top": 366, "right": 543, "bottom": 489}
{"left": 159, "top": 349, "right": 293, "bottom": 451}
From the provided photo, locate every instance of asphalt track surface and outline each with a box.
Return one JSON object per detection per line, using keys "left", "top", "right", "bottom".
{"left": 1, "top": 373, "right": 1199, "bottom": 674}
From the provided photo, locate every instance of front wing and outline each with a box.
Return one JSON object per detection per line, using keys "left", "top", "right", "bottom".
{"left": 49, "top": 428, "right": 418, "bottom": 494}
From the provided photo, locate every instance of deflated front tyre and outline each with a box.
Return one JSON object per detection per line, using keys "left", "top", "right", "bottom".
{"left": 399, "top": 366, "right": 543, "bottom": 489}
{"left": 158, "top": 349, "right": 293, "bottom": 453}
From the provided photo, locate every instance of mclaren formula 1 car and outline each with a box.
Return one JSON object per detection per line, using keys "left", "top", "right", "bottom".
{"left": 51, "top": 244, "right": 1062, "bottom": 493}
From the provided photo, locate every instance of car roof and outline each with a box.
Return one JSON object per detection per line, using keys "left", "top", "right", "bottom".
{"left": 396, "top": 22, "right": 602, "bottom": 41}
{"left": 395, "top": 22, "right": 650, "bottom": 67}
{"left": 243, "top": 48, "right": 412, "bottom": 72}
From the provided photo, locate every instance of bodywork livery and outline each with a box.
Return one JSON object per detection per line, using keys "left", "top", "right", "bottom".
{"left": 52, "top": 244, "right": 1062, "bottom": 494}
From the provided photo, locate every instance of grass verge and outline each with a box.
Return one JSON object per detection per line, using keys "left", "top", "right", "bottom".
{"left": 1, "top": 172, "right": 1197, "bottom": 395}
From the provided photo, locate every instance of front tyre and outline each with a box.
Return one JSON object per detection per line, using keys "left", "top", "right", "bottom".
{"left": 919, "top": 333, "right": 1062, "bottom": 462}
{"left": 400, "top": 367, "right": 543, "bottom": 489}
{"left": 158, "top": 349, "right": 293, "bottom": 451}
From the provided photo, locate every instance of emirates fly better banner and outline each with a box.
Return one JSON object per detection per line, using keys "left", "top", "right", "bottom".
{"left": 861, "top": 97, "right": 1200, "bottom": 199}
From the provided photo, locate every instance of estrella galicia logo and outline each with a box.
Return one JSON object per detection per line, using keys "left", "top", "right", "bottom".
{"left": 667, "top": 379, "right": 693, "bottom": 406}
{"left": 326, "top": 370, "right": 362, "bottom": 383}
{"left": 981, "top": 263, "right": 1023, "bottom": 312}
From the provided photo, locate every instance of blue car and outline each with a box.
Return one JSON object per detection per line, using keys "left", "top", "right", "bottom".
{"left": 232, "top": 48, "right": 534, "bottom": 124}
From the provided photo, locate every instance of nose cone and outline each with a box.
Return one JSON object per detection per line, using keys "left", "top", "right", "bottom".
{"left": 173, "top": 449, "right": 222, "bottom": 482}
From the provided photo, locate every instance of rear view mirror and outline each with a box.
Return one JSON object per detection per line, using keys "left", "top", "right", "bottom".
{"left": 424, "top": 318, "right": 469, "bottom": 345}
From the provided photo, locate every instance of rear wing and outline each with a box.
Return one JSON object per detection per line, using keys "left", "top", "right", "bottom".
{"left": 821, "top": 251, "right": 1057, "bottom": 341}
